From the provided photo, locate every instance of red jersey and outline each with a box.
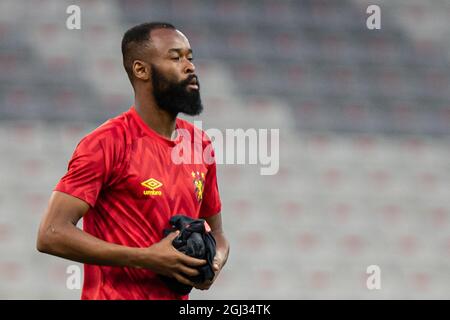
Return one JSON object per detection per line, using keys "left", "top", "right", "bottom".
{"left": 55, "top": 106, "right": 221, "bottom": 300}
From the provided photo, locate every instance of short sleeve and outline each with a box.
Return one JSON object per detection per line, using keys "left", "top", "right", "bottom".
{"left": 54, "top": 134, "right": 113, "bottom": 208}
{"left": 199, "top": 147, "right": 222, "bottom": 218}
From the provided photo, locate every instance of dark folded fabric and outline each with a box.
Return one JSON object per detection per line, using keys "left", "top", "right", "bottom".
{"left": 160, "top": 215, "right": 216, "bottom": 295}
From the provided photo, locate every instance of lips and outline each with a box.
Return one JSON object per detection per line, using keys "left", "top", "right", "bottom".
{"left": 187, "top": 77, "right": 199, "bottom": 90}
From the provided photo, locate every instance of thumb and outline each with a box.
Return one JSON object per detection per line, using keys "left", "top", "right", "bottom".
{"left": 212, "top": 256, "right": 222, "bottom": 271}
{"left": 165, "top": 230, "right": 180, "bottom": 241}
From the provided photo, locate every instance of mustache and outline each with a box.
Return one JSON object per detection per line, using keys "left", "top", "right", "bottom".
{"left": 180, "top": 74, "right": 199, "bottom": 87}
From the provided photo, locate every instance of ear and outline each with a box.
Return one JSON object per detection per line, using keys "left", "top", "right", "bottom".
{"left": 132, "top": 60, "right": 150, "bottom": 81}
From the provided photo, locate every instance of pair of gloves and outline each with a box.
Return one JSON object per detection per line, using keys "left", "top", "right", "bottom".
{"left": 160, "top": 215, "right": 216, "bottom": 295}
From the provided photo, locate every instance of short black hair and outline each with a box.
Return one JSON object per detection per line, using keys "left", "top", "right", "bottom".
{"left": 121, "top": 22, "right": 176, "bottom": 83}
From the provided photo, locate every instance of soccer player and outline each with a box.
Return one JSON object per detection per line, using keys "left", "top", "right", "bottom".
{"left": 36, "top": 22, "right": 229, "bottom": 300}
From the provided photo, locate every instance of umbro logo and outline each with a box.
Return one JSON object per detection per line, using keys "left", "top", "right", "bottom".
{"left": 141, "top": 178, "right": 163, "bottom": 196}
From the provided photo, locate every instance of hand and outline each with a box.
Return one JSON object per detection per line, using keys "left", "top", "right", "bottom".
{"left": 137, "top": 231, "right": 207, "bottom": 287}
{"left": 193, "top": 255, "right": 223, "bottom": 290}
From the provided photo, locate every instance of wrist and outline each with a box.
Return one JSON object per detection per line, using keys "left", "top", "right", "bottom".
{"left": 128, "top": 246, "right": 153, "bottom": 269}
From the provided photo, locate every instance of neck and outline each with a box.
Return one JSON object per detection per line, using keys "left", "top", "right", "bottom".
{"left": 134, "top": 89, "right": 177, "bottom": 140}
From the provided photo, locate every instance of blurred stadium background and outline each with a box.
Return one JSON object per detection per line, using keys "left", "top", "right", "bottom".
{"left": 1, "top": 0, "right": 450, "bottom": 299}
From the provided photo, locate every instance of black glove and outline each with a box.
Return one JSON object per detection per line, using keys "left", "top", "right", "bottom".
{"left": 160, "top": 214, "right": 216, "bottom": 295}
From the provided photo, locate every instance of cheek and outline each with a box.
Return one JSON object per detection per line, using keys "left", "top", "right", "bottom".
{"left": 159, "top": 64, "right": 181, "bottom": 81}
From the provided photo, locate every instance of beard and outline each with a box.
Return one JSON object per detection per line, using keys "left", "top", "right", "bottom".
{"left": 151, "top": 64, "right": 203, "bottom": 117}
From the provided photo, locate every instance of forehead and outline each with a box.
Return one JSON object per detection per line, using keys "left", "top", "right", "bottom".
{"left": 149, "top": 28, "right": 191, "bottom": 54}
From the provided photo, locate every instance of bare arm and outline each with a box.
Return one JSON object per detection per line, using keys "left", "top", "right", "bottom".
{"left": 194, "top": 212, "right": 230, "bottom": 290}
{"left": 37, "top": 191, "right": 206, "bottom": 286}
{"left": 206, "top": 212, "right": 230, "bottom": 269}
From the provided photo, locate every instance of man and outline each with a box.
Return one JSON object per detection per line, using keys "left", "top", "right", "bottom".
{"left": 36, "top": 22, "right": 229, "bottom": 300}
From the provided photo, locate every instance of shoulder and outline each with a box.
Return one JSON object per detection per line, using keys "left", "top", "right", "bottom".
{"left": 69, "top": 111, "right": 133, "bottom": 176}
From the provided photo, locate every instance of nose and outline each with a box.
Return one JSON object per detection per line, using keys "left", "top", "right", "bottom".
{"left": 184, "top": 58, "right": 195, "bottom": 74}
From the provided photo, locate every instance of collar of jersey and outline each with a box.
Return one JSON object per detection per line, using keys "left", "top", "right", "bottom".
{"left": 130, "top": 106, "right": 184, "bottom": 147}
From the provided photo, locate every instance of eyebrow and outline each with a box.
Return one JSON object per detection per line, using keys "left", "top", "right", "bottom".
{"left": 168, "top": 48, "right": 193, "bottom": 54}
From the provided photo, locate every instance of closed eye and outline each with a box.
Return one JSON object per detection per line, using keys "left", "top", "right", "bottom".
{"left": 170, "top": 56, "right": 193, "bottom": 62}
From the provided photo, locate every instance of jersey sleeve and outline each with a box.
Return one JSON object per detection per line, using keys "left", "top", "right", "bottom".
{"left": 54, "top": 129, "right": 120, "bottom": 208}
{"left": 199, "top": 142, "right": 222, "bottom": 218}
